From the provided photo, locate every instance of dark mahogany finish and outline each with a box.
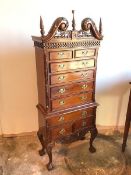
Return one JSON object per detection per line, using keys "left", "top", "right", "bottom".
{"left": 51, "top": 91, "right": 93, "bottom": 110}
{"left": 50, "top": 69, "right": 95, "bottom": 85}
{"left": 32, "top": 11, "right": 103, "bottom": 170}
{"left": 50, "top": 81, "right": 94, "bottom": 98}
{"left": 122, "top": 82, "right": 131, "bottom": 152}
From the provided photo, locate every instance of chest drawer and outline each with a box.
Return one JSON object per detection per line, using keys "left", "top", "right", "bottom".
{"left": 50, "top": 81, "right": 94, "bottom": 98}
{"left": 51, "top": 91, "right": 93, "bottom": 110}
{"left": 73, "top": 117, "right": 94, "bottom": 131}
{"left": 47, "top": 107, "right": 94, "bottom": 127}
{"left": 48, "top": 124, "right": 72, "bottom": 140}
{"left": 49, "top": 50, "right": 72, "bottom": 60}
{"left": 50, "top": 69, "right": 94, "bottom": 85}
{"left": 50, "top": 59, "right": 95, "bottom": 73}
{"left": 75, "top": 49, "right": 96, "bottom": 58}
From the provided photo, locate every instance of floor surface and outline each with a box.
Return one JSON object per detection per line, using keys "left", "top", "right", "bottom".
{"left": 0, "top": 132, "right": 131, "bottom": 175}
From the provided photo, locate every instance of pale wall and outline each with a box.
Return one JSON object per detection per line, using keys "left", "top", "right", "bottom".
{"left": 0, "top": 0, "right": 131, "bottom": 135}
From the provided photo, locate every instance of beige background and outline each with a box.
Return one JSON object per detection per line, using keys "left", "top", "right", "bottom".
{"left": 0, "top": 0, "right": 131, "bottom": 135}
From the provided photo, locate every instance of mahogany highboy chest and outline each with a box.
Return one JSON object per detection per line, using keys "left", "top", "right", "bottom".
{"left": 32, "top": 11, "right": 103, "bottom": 170}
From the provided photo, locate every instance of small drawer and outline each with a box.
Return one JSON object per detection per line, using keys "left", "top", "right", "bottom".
{"left": 73, "top": 117, "right": 94, "bottom": 131}
{"left": 49, "top": 51, "right": 72, "bottom": 60}
{"left": 50, "top": 70, "right": 94, "bottom": 85}
{"left": 50, "top": 81, "right": 94, "bottom": 98}
{"left": 46, "top": 107, "right": 94, "bottom": 127}
{"left": 49, "top": 124, "right": 72, "bottom": 140}
{"left": 75, "top": 49, "right": 95, "bottom": 58}
{"left": 50, "top": 59, "right": 95, "bottom": 73}
{"left": 51, "top": 91, "right": 93, "bottom": 110}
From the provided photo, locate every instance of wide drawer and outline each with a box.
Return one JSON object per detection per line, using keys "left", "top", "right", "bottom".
{"left": 50, "top": 81, "right": 94, "bottom": 98}
{"left": 51, "top": 91, "right": 93, "bottom": 110}
{"left": 47, "top": 107, "right": 94, "bottom": 127}
{"left": 75, "top": 49, "right": 96, "bottom": 58}
{"left": 49, "top": 50, "right": 72, "bottom": 60}
{"left": 48, "top": 124, "right": 72, "bottom": 140}
{"left": 50, "top": 69, "right": 94, "bottom": 85}
{"left": 50, "top": 59, "right": 95, "bottom": 73}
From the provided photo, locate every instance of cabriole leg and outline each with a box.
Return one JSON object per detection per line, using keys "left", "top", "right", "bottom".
{"left": 89, "top": 128, "right": 98, "bottom": 153}
{"left": 37, "top": 127, "right": 46, "bottom": 156}
{"left": 46, "top": 143, "right": 54, "bottom": 170}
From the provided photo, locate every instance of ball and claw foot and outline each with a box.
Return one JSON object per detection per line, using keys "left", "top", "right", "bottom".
{"left": 89, "top": 146, "right": 96, "bottom": 153}
{"left": 39, "top": 148, "right": 46, "bottom": 156}
{"left": 46, "top": 162, "right": 54, "bottom": 171}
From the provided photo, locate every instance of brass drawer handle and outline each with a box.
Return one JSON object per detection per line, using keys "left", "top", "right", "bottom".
{"left": 82, "top": 50, "right": 88, "bottom": 55}
{"left": 81, "top": 111, "right": 87, "bottom": 118}
{"left": 58, "top": 75, "right": 65, "bottom": 81}
{"left": 82, "top": 84, "right": 88, "bottom": 89}
{"left": 81, "top": 73, "right": 88, "bottom": 78}
{"left": 80, "top": 96, "right": 87, "bottom": 101}
{"left": 82, "top": 61, "right": 88, "bottom": 65}
{"left": 59, "top": 88, "right": 65, "bottom": 93}
{"left": 58, "top": 52, "right": 64, "bottom": 56}
{"left": 59, "top": 128, "right": 65, "bottom": 135}
{"left": 58, "top": 115, "right": 65, "bottom": 122}
{"left": 82, "top": 121, "right": 87, "bottom": 127}
{"left": 59, "top": 100, "right": 65, "bottom": 105}
{"left": 59, "top": 64, "right": 65, "bottom": 68}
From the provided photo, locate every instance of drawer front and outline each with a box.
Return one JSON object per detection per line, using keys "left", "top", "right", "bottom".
{"left": 50, "top": 70, "right": 94, "bottom": 85}
{"left": 49, "top": 124, "right": 72, "bottom": 140}
{"left": 50, "top": 51, "right": 72, "bottom": 60}
{"left": 50, "top": 59, "right": 95, "bottom": 73}
{"left": 73, "top": 117, "right": 94, "bottom": 131}
{"left": 51, "top": 91, "right": 93, "bottom": 110}
{"left": 47, "top": 107, "right": 94, "bottom": 127}
{"left": 51, "top": 81, "right": 94, "bottom": 98}
{"left": 75, "top": 49, "right": 95, "bottom": 58}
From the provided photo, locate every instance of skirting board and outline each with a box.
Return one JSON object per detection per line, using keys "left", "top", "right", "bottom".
{"left": 0, "top": 125, "right": 130, "bottom": 138}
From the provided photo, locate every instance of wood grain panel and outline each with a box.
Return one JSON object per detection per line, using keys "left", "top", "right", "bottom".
{"left": 50, "top": 69, "right": 94, "bottom": 85}
{"left": 50, "top": 81, "right": 94, "bottom": 98}
{"left": 73, "top": 117, "right": 94, "bottom": 131}
{"left": 49, "top": 124, "right": 72, "bottom": 140}
{"left": 47, "top": 107, "right": 94, "bottom": 127}
{"left": 50, "top": 59, "right": 95, "bottom": 73}
{"left": 50, "top": 50, "right": 72, "bottom": 60}
{"left": 75, "top": 49, "right": 96, "bottom": 58}
{"left": 51, "top": 91, "right": 93, "bottom": 110}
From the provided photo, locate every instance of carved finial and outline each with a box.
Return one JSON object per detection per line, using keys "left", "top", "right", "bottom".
{"left": 40, "top": 16, "right": 45, "bottom": 36}
{"left": 72, "top": 10, "right": 76, "bottom": 31}
{"left": 99, "top": 18, "right": 102, "bottom": 35}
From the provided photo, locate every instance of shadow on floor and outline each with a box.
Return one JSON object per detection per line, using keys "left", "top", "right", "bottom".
{"left": 0, "top": 133, "right": 131, "bottom": 175}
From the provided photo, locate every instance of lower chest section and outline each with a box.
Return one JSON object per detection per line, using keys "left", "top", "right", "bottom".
{"left": 46, "top": 106, "right": 96, "bottom": 140}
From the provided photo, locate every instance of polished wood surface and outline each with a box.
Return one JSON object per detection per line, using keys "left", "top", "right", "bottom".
{"left": 50, "top": 50, "right": 72, "bottom": 60}
{"left": 50, "top": 81, "right": 94, "bottom": 98}
{"left": 49, "top": 123, "right": 72, "bottom": 140}
{"left": 50, "top": 59, "right": 95, "bottom": 73}
{"left": 51, "top": 91, "right": 93, "bottom": 110}
{"left": 75, "top": 49, "right": 96, "bottom": 58}
{"left": 50, "top": 69, "right": 95, "bottom": 85}
{"left": 32, "top": 11, "right": 103, "bottom": 170}
{"left": 122, "top": 82, "right": 131, "bottom": 152}
{"left": 46, "top": 107, "right": 94, "bottom": 127}
{"left": 73, "top": 117, "right": 94, "bottom": 131}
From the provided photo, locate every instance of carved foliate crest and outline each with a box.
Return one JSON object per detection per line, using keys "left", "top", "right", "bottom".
{"left": 81, "top": 18, "right": 103, "bottom": 40}
{"left": 40, "top": 11, "right": 103, "bottom": 41}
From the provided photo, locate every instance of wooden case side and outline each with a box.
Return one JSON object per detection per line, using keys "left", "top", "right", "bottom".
{"left": 34, "top": 46, "right": 47, "bottom": 111}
